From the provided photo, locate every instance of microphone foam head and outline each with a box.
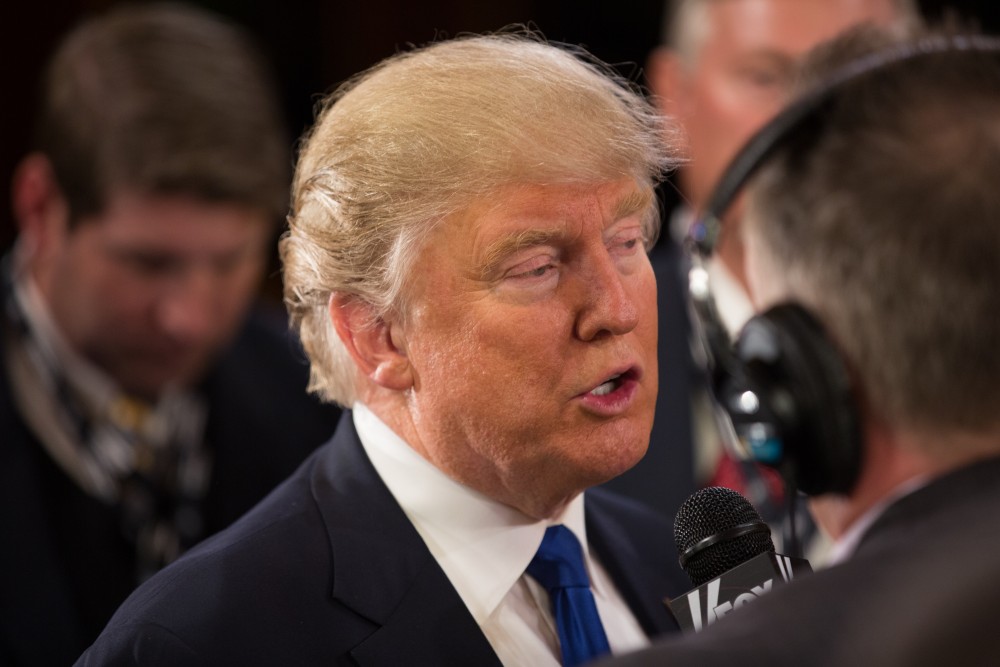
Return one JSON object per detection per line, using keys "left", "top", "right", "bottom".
{"left": 674, "top": 486, "right": 776, "bottom": 586}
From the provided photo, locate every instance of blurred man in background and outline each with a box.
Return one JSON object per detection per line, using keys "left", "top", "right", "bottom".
{"left": 0, "top": 5, "right": 340, "bottom": 664}
{"left": 649, "top": 0, "right": 916, "bottom": 318}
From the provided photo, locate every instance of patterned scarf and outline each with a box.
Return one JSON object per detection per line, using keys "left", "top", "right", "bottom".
{"left": 2, "top": 253, "right": 212, "bottom": 583}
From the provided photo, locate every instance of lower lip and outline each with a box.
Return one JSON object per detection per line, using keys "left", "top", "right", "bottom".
{"left": 576, "top": 376, "right": 640, "bottom": 416}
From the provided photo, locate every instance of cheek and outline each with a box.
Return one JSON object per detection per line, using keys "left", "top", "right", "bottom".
{"left": 96, "top": 265, "right": 162, "bottom": 316}
{"left": 635, "top": 269, "right": 659, "bottom": 335}
{"left": 694, "top": 73, "right": 780, "bottom": 152}
{"left": 51, "top": 253, "right": 144, "bottom": 334}
{"left": 637, "top": 276, "right": 659, "bottom": 395}
{"left": 476, "top": 301, "right": 570, "bottom": 363}
{"left": 410, "top": 305, "right": 568, "bottom": 413}
{"left": 89, "top": 283, "right": 158, "bottom": 340}
{"left": 683, "top": 89, "right": 754, "bottom": 195}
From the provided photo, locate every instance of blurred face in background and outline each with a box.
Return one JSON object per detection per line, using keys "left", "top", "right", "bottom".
{"left": 30, "top": 186, "right": 271, "bottom": 399}
{"left": 649, "top": 0, "right": 903, "bottom": 217}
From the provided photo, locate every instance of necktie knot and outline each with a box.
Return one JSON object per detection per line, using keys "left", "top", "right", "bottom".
{"left": 527, "top": 524, "right": 590, "bottom": 590}
{"left": 527, "top": 525, "right": 611, "bottom": 666}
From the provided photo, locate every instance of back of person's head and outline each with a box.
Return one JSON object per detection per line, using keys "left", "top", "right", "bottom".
{"left": 282, "top": 31, "right": 678, "bottom": 405}
{"left": 745, "top": 27, "right": 1000, "bottom": 450}
{"left": 37, "top": 2, "right": 289, "bottom": 225}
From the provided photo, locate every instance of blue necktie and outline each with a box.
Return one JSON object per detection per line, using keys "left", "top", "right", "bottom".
{"left": 527, "top": 525, "right": 611, "bottom": 666}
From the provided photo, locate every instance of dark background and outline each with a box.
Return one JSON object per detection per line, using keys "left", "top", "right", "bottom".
{"left": 2, "top": 0, "right": 998, "bottom": 254}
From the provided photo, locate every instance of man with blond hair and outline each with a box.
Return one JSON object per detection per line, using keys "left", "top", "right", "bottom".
{"left": 78, "top": 32, "right": 690, "bottom": 666}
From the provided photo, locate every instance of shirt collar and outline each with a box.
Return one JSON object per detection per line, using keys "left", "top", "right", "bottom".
{"left": 11, "top": 267, "right": 120, "bottom": 410}
{"left": 352, "top": 402, "right": 591, "bottom": 625}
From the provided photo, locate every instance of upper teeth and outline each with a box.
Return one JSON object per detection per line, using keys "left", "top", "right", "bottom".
{"left": 591, "top": 374, "right": 622, "bottom": 396}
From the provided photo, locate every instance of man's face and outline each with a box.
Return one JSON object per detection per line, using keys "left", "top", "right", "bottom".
{"left": 652, "top": 0, "right": 902, "bottom": 213}
{"left": 38, "top": 193, "right": 271, "bottom": 399}
{"left": 398, "top": 179, "right": 658, "bottom": 518}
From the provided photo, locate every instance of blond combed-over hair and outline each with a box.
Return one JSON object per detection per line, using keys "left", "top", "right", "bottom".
{"left": 281, "top": 32, "right": 679, "bottom": 405}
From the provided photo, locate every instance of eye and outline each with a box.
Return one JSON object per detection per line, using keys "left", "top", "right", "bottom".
{"left": 745, "top": 67, "right": 781, "bottom": 88}
{"left": 503, "top": 255, "right": 559, "bottom": 285}
{"left": 508, "top": 260, "right": 555, "bottom": 280}
{"left": 519, "top": 265, "right": 553, "bottom": 278}
{"left": 212, "top": 249, "right": 257, "bottom": 276}
{"left": 607, "top": 227, "right": 645, "bottom": 256}
{"left": 121, "top": 252, "right": 184, "bottom": 277}
{"left": 735, "top": 60, "right": 794, "bottom": 99}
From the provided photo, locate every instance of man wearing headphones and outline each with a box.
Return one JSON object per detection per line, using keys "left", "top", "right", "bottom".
{"left": 599, "top": 26, "right": 1000, "bottom": 666}
{"left": 602, "top": 0, "right": 919, "bottom": 559}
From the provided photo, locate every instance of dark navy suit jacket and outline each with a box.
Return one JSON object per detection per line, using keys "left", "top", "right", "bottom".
{"left": 77, "top": 413, "right": 688, "bottom": 666}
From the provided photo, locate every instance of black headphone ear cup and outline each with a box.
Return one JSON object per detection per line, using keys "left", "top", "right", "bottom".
{"left": 732, "top": 303, "right": 862, "bottom": 495}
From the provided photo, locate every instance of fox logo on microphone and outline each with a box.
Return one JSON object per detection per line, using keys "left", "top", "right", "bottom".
{"left": 666, "top": 552, "right": 811, "bottom": 632}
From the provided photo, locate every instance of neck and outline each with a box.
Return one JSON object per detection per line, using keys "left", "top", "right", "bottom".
{"left": 811, "top": 421, "right": 996, "bottom": 540}
{"left": 360, "top": 390, "right": 581, "bottom": 521}
{"left": 715, "top": 215, "right": 748, "bottom": 294}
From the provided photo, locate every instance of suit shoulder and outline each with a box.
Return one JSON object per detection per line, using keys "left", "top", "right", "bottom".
{"left": 92, "top": 455, "right": 334, "bottom": 650}
{"left": 586, "top": 486, "right": 674, "bottom": 535}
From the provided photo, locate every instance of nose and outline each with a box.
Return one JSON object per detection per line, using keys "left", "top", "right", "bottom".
{"left": 156, "top": 266, "right": 221, "bottom": 343}
{"left": 574, "top": 250, "right": 640, "bottom": 342}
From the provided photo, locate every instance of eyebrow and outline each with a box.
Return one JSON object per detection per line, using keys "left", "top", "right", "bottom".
{"left": 477, "top": 187, "right": 655, "bottom": 277}
{"left": 613, "top": 188, "right": 654, "bottom": 221}
{"left": 479, "top": 228, "right": 563, "bottom": 278}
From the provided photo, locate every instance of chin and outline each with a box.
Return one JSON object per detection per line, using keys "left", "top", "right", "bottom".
{"left": 119, "top": 366, "right": 203, "bottom": 399}
{"left": 609, "top": 444, "right": 648, "bottom": 479}
{"left": 604, "top": 417, "right": 651, "bottom": 462}
{"left": 581, "top": 438, "right": 648, "bottom": 487}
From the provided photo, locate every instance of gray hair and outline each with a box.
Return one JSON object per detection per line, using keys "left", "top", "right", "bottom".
{"left": 281, "top": 32, "right": 679, "bottom": 405}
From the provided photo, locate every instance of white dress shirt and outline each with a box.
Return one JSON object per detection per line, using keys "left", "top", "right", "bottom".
{"left": 352, "top": 403, "right": 649, "bottom": 666}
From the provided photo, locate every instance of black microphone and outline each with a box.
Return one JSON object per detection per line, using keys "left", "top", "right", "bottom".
{"left": 665, "top": 486, "right": 812, "bottom": 632}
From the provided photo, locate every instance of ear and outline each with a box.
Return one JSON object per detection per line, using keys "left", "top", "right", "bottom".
{"left": 646, "top": 46, "right": 686, "bottom": 118}
{"left": 11, "top": 153, "right": 71, "bottom": 258}
{"left": 328, "top": 292, "right": 413, "bottom": 392}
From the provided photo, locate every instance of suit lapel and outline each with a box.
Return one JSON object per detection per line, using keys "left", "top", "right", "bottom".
{"left": 347, "top": 562, "right": 502, "bottom": 667}
{"left": 310, "top": 414, "right": 501, "bottom": 666}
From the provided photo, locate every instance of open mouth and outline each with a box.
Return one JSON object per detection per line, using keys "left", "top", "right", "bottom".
{"left": 589, "top": 369, "right": 636, "bottom": 396}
